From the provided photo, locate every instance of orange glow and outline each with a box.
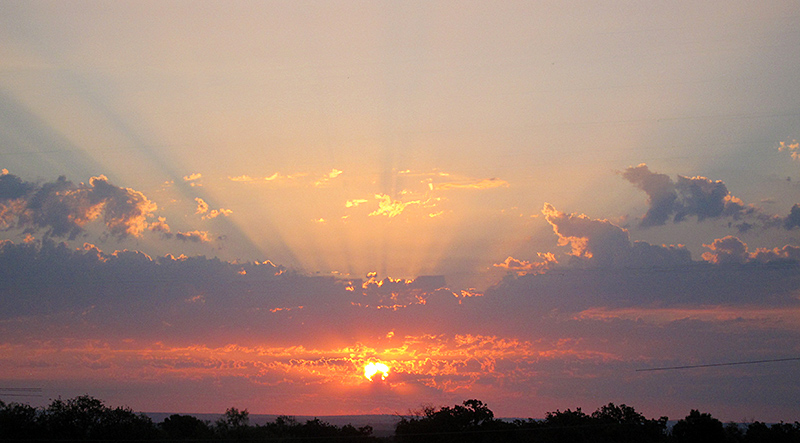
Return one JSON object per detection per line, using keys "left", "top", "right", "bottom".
{"left": 364, "top": 362, "right": 390, "bottom": 381}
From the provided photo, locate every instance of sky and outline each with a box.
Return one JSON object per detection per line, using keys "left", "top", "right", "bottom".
{"left": 2, "top": 0, "right": 800, "bottom": 422}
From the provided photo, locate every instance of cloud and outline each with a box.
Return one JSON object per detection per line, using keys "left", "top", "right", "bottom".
{"left": 183, "top": 173, "right": 203, "bottom": 187}
{"left": 369, "top": 194, "right": 419, "bottom": 218}
{"left": 700, "top": 235, "right": 750, "bottom": 264}
{"left": 619, "top": 164, "right": 677, "bottom": 227}
{"left": 203, "top": 209, "right": 233, "bottom": 220}
{"left": 751, "top": 244, "right": 800, "bottom": 263}
{"left": 0, "top": 174, "right": 35, "bottom": 229}
{"left": 433, "top": 177, "right": 509, "bottom": 191}
{"left": 229, "top": 175, "right": 257, "bottom": 182}
{"left": 778, "top": 139, "right": 800, "bottom": 161}
{"left": 195, "top": 197, "right": 209, "bottom": 214}
{"left": 228, "top": 172, "right": 313, "bottom": 186}
{"left": 541, "top": 203, "right": 690, "bottom": 268}
{"left": 314, "top": 169, "right": 343, "bottom": 187}
{"left": 783, "top": 204, "right": 800, "bottom": 229}
{"left": 702, "top": 235, "right": 800, "bottom": 264}
{"left": 0, "top": 240, "right": 460, "bottom": 337}
{"left": 175, "top": 230, "right": 212, "bottom": 243}
{"left": 620, "top": 164, "right": 755, "bottom": 228}
{"left": 494, "top": 253, "right": 556, "bottom": 274}
{"left": 345, "top": 199, "right": 368, "bottom": 208}
{"left": 398, "top": 169, "right": 510, "bottom": 193}
{"left": 195, "top": 197, "right": 232, "bottom": 220}
{"left": 0, "top": 173, "right": 159, "bottom": 240}
{"left": 349, "top": 193, "right": 443, "bottom": 219}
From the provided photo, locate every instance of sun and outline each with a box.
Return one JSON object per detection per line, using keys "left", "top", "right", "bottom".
{"left": 364, "top": 362, "right": 390, "bottom": 381}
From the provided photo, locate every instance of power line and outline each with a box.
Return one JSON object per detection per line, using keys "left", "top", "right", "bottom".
{"left": 0, "top": 387, "right": 43, "bottom": 397}
{"left": 636, "top": 357, "right": 800, "bottom": 372}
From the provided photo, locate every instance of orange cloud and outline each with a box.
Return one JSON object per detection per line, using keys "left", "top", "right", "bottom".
{"left": 176, "top": 230, "right": 212, "bottom": 243}
{"left": 369, "top": 194, "right": 418, "bottom": 218}
{"left": 434, "top": 177, "right": 509, "bottom": 190}
{"left": 194, "top": 197, "right": 232, "bottom": 220}
{"left": 229, "top": 175, "right": 257, "bottom": 182}
{"left": 345, "top": 199, "right": 368, "bottom": 208}
{"left": 203, "top": 209, "right": 233, "bottom": 220}
{"left": 88, "top": 176, "right": 158, "bottom": 238}
{"left": 542, "top": 203, "right": 613, "bottom": 259}
{"left": 314, "top": 169, "right": 343, "bottom": 187}
{"left": 195, "top": 197, "right": 209, "bottom": 214}
{"left": 228, "top": 172, "right": 318, "bottom": 186}
{"left": 778, "top": 139, "right": 800, "bottom": 160}
{"left": 541, "top": 203, "right": 689, "bottom": 267}
{"left": 183, "top": 173, "right": 203, "bottom": 187}
{"left": 701, "top": 235, "right": 749, "bottom": 264}
{"left": 149, "top": 216, "right": 171, "bottom": 235}
{"left": 494, "top": 253, "right": 557, "bottom": 274}
{"left": 366, "top": 194, "right": 441, "bottom": 218}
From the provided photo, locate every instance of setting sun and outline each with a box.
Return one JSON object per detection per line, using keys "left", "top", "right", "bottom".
{"left": 364, "top": 362, "right": 390, "bottom": 381}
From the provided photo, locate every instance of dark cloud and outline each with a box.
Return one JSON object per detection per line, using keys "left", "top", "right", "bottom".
{"left": 620, "top": 164, "right": 755, "bottom": 227}
{"left": 541, "top": 203, "right": 691, "bottom": 268}
{"left": 751, "top": 244, "right": 800, "bottom": 262}
{"left": 674, "top": 175, "right": 748, "bottom": 221}
{"left": 85, "top": 175, "right": 157, "bottom": 238}
{"left": 702, "top": 235, "right": 800, "bottom": 265}
{"left": 495, "top": 206, "right": 800, "bottom": 311}
{"left": 700, "top": 235, "right": 750, "bottom": 264}
{"left": 175, "top": 230, "right": 211, "bottom": 243}
{"left": 0, "top": 172, "right": 35, "bottom": 200}
{"left": 487, "top": 258, "right": 800, "bottom": 313}
{"left": 0, "top": 172, "right": 158, "bottom": 239}
{"left": 0, "top": 239, "right": 462, "bottom": 344}
{"left": 619, "top": 164, "right": 676, "bottom": 227}
{"left": 784, "top": 204, "right": 800, "bottom": 230}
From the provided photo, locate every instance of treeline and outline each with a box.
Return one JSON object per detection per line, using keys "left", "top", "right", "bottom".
{"left": 0, "top": 395, "right": 377, "bottom": 442}
{"left": 2, "top": 395, "right": 800, "bottom": 442}
{"left": 395, "top": 400, "right": 800, "bottom": 443}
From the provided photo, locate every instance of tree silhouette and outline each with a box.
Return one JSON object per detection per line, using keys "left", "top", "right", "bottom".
{"left": 160, "top": 413, "right": 213, "bottom": 440}
{"left": 395, "top": 399, "right": 514, "bottom": 443}
{"left": 744, "top": 421, "right": 800, "bottom": 443}
{"left": 591, "top": 402, "right": 667, "bottom": 443}
{"left": 37, "top": 395, "right": 156, "bottom": 441}
{"left": 671, "top": 409, "right": 725, "bottom": 443}
{"left": 0, "top": 400, "right": 41, "bottom": 441}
